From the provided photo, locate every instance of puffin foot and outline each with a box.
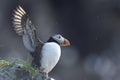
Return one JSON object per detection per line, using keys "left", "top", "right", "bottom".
{"left": 39, "top": 71, "right": 55, "bottom": 80}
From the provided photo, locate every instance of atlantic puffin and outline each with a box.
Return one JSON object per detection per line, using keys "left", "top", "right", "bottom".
{"left": 12, "top": 6, "right": 70, "bottom": 76}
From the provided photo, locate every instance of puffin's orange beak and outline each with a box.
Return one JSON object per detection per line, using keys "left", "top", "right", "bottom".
{"left": 61, "top": 39, "right": 70, "bottom": 46}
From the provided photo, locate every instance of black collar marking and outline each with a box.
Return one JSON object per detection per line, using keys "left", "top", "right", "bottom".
{"left": 47, "top": 37, "right": 60, "bottom": 45}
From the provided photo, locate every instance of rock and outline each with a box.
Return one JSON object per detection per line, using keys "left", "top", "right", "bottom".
{"left": 0, "top": 60, "right": 54, "bottom": 80}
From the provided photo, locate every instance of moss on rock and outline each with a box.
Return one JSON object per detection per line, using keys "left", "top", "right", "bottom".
{"left": 0, "top": 59, "right": 53, "bottom": 80}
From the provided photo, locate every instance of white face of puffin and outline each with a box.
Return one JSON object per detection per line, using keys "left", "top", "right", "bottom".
{"left": 52, "top": 34, "right": 70, "bottom": 46}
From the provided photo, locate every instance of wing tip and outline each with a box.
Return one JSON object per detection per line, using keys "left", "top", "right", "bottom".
{"left": 12, "top": 5, "right": 26, "bottom": 36}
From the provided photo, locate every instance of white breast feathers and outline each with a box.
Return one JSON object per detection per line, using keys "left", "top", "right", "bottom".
{"left": 40, "top": 42, "right": 61, "bottom": 73}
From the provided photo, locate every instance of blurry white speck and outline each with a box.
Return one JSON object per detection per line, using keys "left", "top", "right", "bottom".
{"left": 94, "top": 57, "right": 115, "bottom": 76}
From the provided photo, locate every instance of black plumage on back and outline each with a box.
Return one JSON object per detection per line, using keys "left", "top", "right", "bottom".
{"left": 31, "top": 43, "right": 44, "bottom": 68}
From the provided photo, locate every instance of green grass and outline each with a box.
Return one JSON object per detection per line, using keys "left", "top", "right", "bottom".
{"left": 22, "top": 61, "right": 38, "bottom": 76}
{"left": 0, "top": 60, "right": 10, "bottom": 68}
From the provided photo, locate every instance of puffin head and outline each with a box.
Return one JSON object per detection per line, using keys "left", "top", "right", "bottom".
{"left": 47, "top": 34, "right": 70, "bottom": 46}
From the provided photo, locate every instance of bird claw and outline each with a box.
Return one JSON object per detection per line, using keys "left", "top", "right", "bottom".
{"left": 39, "top": 71, "right": 55, "bottom": 80}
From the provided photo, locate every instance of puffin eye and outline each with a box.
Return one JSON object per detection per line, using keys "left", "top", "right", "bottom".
{"left": 58, "top": 36, "right": 61, "bottom": 39}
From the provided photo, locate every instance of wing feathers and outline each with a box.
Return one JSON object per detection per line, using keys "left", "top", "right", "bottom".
{"left": 12, "top": 5, "right": 44, "bottom": 52}
{"left": 13, "top": 6, "right": 27, "bottom": 36}
{"left": 16, "top": 7, "right": 25, "bottom": 15}
{"left": 18, "top": 6, "right": 26, "bottom": 14}
{"left": 14, "top": 10, "right": 23, "bottom": 17}
{"left": 13, "top": 18, "right": 21, "bottom": 22}
{"left": 13, "top": 14, "right": 22, "bottom": 19}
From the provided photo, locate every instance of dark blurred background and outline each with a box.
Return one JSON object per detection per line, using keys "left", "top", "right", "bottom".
{"left": 1, "top": 0, "right": 120, "bottom": 80}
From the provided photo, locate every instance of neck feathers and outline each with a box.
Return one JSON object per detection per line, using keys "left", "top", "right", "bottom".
{"left": 47, "top": 37, "right": 60, "bottom": 45}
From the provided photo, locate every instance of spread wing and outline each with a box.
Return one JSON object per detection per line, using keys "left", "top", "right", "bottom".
{"left": 12, "top": 6, "right": 43, "bottom": 52}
